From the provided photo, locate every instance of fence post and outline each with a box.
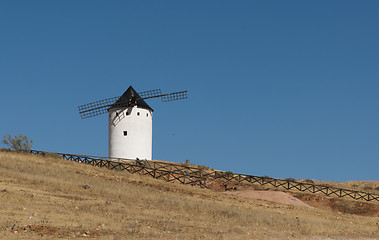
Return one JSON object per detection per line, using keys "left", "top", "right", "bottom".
{"left": 153, "top": 162, "right": 156, "bottom": 178}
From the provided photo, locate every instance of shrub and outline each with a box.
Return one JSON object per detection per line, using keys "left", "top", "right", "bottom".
{"left": 197, "top": 165, "right": 211, "bottom": 171}
{"left": 285, "top": 178, "right": 296, "bottom": 182}
{"left": 41, "top": 151, "right": 63, "bottom": 159}
{"left": 303, "top": 179, "right": 314, "bottom": 184}
{"left": 363, "top": 185, "right": 373, "bottom": 191}
{"left": 2, "top": 134, "right": 33, "bottom": 152}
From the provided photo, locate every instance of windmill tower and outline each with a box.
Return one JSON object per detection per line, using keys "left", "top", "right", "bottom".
{"left": 78, "top": 86, "right": 188, "bottom": 160}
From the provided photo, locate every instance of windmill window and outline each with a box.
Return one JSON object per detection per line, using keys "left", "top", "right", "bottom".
{"left": 146, "top": 113, "right": 148, "bottom": 117}
{"left": 123, "top": 131, "right": 127, "bottom": 136}
{"left": 137, "top": 112, "right": 140, "bottom": 116}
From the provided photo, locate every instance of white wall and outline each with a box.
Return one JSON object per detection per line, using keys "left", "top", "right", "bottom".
{"left": 108, "top": 106, "right": 152, "bottom": 160}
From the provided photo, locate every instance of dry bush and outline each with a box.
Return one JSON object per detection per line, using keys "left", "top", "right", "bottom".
{"left": 2, "top": 134, "right": 33, "bottom": 151}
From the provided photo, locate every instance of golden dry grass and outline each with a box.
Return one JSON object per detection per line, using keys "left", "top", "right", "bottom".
{"left": 299, "top": 179, "right": 379, "bottom": 196}
{"left": 233, "top": 177, "right": 379, "bottom": 217}
{"left": 0, "top": 151, "right": 378, "bottom": 239}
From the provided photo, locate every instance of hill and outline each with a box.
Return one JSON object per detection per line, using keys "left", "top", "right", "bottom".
{"left": 0, "top": 151, "right": 378, "bottom": 239}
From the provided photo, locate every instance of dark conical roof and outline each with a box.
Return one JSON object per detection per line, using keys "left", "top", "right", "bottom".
{"left": 110, "top": 86, "right": 153, "bottom": 111}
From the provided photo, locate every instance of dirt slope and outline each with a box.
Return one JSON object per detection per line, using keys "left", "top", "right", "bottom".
{"left": 0, "top": 151, "right": 378, "bottom": 239}
{"left": 224, "top": 190, "right": 311, "bottom": 207}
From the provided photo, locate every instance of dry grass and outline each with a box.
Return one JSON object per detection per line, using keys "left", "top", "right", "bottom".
{"left": 234, "top": 183, "right": 379, "bottom": 217}
{"left": 298, "top": 179, "right": 379, "bottom": 196}
{"left": 0, "top": 152, "right": 378, "bottom": 239}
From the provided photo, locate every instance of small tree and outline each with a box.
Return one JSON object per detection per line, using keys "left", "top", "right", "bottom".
{"left": 2, "top": 134, "right": 33, "bottom": 152}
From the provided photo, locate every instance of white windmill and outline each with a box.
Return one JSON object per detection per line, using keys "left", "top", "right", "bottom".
{"left": 78, "top": 86, "right": 188, "bottom": 160}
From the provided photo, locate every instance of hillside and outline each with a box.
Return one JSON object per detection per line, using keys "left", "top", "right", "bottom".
{"left": 0, "top": 151, "right": 378, "bottom": 239}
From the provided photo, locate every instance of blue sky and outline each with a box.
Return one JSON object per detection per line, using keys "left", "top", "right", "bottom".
{"left": 1, "top": 1, "right": 378, "bottom": 182}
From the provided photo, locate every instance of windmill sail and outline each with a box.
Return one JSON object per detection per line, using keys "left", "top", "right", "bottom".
{"left": 78, "top": 86, "right": 188, "bottom": 119}
{"left": 78, "top": 96, "right": 120, "bottom": 119}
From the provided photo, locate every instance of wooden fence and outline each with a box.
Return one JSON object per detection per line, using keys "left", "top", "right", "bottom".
{"left": 29, "top": 150, "right": 379, "bottom": 203}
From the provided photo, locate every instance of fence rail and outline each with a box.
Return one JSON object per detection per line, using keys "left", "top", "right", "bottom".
{"left": 28, "top": 150, "right": 379, "bottom": 203}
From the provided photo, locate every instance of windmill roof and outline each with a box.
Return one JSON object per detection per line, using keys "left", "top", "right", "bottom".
{"left": 110, "top": 86, "right": 154, "bottom": 111}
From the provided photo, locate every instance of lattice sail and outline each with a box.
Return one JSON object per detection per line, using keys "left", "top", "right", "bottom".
{"left": 160, "top": 91, "right": 188, "bottom": 102}
{"left": 138, "top": 89, "right": 162, "bottom": 99}
{"left": 78, "top": 96, "right": 120, "bottom": 119}
{"left": 78, "top": 87, "right": 188, "bottom": 119}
